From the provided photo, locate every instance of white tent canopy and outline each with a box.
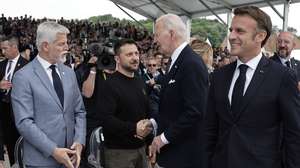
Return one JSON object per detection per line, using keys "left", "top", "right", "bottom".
{"left": 110, "top": 0, "right": 300, "bottom": 29}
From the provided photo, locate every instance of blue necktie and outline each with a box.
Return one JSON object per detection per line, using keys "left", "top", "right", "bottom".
{"left": 166, "top": 58, "right": 172, "bottom": 73}
{"left": 49, "top": 65, "right": 64, "bottom": 106}
{"left": 231, "top": 64, "right": 248, "bottom": 116}
{"left": 6, "top": 60, "right": 13, "bottom": 81}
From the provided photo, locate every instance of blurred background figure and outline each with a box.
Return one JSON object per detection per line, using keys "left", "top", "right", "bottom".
{"left": 190, "top": 38, "right": 214, "bottom": 73}
{"left": 0, "top": 35, "right": 28, "bottom": 166}
{"left": 270, "top": 31, "right": 300, "bottom": 91}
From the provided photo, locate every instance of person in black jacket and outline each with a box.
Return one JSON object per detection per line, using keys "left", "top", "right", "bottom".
{"left": 270, "top": 31, "right": 300, "bottom": 91}
{"left": 0, "top": 35, "right": 28, "bottom": 166}
{"left": 149, "top": 14, "right": 209, "bottom": 168}
{"left": 204, "top": 6, "right": 300, "bottom": 168}
{"left": 0, "top": 116, "right": 4, "bottom": 168}
{"left": 95, "top": 39, "right": 153, "bottom": 168}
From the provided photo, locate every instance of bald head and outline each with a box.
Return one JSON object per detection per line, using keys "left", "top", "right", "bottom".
{"left": 276, "top": 31, "right": 296, "bottom": 58}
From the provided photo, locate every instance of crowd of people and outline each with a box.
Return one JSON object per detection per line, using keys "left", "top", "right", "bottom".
{"left": 1, "top": 5, "right": 300, "bottom": 168}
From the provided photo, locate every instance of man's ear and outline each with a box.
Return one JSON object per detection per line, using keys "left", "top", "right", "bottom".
{"left": 255, "top": 31, "right": 267, "bottom": 44}
{"left": 114, "top": 55, "right": 119, "bottom": 64}
{"left": 41, "top": 42, "right": 49, "bottom": 52}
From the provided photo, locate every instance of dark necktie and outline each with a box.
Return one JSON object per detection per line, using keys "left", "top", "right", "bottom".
{"left": 231, "top": 64, "right": 248, "bottom": 116}
{"left": 6, "top": 60, "right": 13, "bottom": 81}
{"left": 49, "top": 65, "right": 64, "bottom": 106}
{"left": 285, "top": 60, "right": 291, "bottom": 68}
{"left": 166, "top": 58, "right": 172, "bottom": 73}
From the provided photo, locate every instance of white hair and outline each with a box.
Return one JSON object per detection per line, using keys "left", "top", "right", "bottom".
{"left": 36, "top": 21, "right": 69, "bottom": 51}
{"left": 156, "top": 14, "right": 187, "bottom": 41}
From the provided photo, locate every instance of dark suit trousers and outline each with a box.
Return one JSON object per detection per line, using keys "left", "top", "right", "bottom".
{"left": 0, "top": 101, "right": 19, "bottom": 165}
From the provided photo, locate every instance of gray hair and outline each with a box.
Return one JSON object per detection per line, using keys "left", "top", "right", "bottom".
{"left": 36, "top": 21, "right": 69, "bottom": 51}
{"left": 156, "top": 14, "right": 187, "bottom": 41}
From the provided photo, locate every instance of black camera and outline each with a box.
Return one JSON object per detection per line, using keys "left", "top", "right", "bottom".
{"left": 88, "top": 43, "right": 116, "bottom": 70}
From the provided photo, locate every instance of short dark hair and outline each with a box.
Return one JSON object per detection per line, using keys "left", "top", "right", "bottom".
{"left": 0, "top": 35, "right": 19, "bottom": 48}
{"left": 234, "top": 6, "right": 272, "bottom": 47}
{"left": 114, "top": 38, "right": 137, "bottom": 55}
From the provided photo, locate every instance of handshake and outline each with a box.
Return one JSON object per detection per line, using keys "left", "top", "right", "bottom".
{"left": 135, "top": 119, "right": 153, "bottom": 139}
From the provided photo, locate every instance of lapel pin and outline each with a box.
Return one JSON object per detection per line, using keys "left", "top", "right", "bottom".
{"left": 168, "top": 79, "right": 176, "bottom": 84}
{"left": 17, "top": 63, "right": 20, "bottom": 66}
{"left": 259, "top": 70, "right": 264, "bottom": 73}
{"left": 174, "top": 65, "right": 178, "bottom": 69}
{"left": 62, "top": 72, "right": 65, "bottom": 75}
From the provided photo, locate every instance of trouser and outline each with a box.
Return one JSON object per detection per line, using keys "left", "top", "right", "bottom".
{"left": 0, "top": 101, "right": 19, "bottom": 165}
{"left": 104, "top": 146, "right": 149, "bottom": 168}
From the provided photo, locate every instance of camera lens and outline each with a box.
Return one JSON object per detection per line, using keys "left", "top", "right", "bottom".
{"left": 101, "top": 56, "right": 110, "bottom": 66}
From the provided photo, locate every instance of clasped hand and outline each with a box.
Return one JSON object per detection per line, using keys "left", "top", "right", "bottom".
{"left": 135, "top": 119, "right": 153, "bottom": 139}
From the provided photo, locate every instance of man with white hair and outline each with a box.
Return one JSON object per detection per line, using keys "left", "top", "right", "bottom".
{"left": 148, "top": 14, "right": 209, "bottom": 168}
{"left": 11, "top": 21, "right": 86, "bottom": 168}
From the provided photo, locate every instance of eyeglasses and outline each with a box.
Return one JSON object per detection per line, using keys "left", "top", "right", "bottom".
{"left": 147, "top": 64, "right": 157, "bottom": 67}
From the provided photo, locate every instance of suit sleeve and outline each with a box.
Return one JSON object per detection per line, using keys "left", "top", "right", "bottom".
{"left": 164, "top": 59, "right": 209, "bottom": 143}
{"left": 71, "top": 70, "right": 86, "bottom": 145}
{"left": 0, "top": 118, "right": 4, "bottom": 161}
{"left": 203, "top": 72, "right": 219, "bottom": 168}
{"left": 279, "top": 69, "right": 300, "bottom": 168}
{"left": 11, "top": 71, "right": 57, "bottom": 157}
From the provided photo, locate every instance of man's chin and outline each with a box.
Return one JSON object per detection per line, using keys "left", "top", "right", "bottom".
{"left": 278, "top": 52, "right": 288, "bottom": 58}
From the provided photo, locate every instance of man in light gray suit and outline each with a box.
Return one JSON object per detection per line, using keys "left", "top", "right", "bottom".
{"left": 11, "top": 21, "right": 86, "bottom": 168}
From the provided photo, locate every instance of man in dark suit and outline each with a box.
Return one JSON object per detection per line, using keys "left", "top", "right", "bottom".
{"left": 0, "top": 118, "right": 4, "bottom": 168}
{"left": 0, "top": 35, "right": 28, "bottom": 165}
{"left": 148, "top": 14, "right": 209, "bottom": 168}
{"left": 270, "top": 31, "right": 300, "bottom": 91}
{"left": 204, "top": 6, "right": 300, "bottom": 168}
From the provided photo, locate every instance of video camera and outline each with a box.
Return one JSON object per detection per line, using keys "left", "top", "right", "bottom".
{"left": 83, "top": 42, "right": 116, "bottom": 70}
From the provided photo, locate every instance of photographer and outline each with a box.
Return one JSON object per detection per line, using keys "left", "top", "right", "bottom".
{"left": 75, "top": 43, "right": 116, "bottom": 168}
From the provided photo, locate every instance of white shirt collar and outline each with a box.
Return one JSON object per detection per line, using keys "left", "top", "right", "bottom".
{"left": 37, "top": 55, "right": 57, "bottom": 70}
{"left": 236, "top": 51, "right": 262, "bottom": 71}
{"left": 169, "top": 41, "right": 188, "bottom": 71}
{"left": 9, "top": 54, "right": 20, "bottom": 63}
{"left": 279, "top": 55, "right": 291, "bottom": 65}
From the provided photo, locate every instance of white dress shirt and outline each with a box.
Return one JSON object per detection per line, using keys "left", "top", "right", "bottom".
{"left": 168, "top": 42, "right": 188, "bottom": 72}
{"left": 37, "top": 55, "right": 61, "bottom": 85}
{"left": 228, "top": 52, "right": 262, "bottom": 104}
{"left": 279, "top": 56, "right": 291, "bottom": 67}
{"left": 5, "top": 55, "right": 20, "bottom": 81}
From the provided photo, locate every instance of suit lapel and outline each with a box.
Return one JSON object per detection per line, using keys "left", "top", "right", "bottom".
{"left": 272, "top": 54, "right": 281, "bottom": 64}
{"left": 33, "top": 58, "right": 63, "bottom": 110}
{"left": 234, "top": 56, "right": 269, "bottom": 121}
{"left": 13, "top": 56, "right": 27, "bottom": 74}
{"left": 167, "top": 46, "right": 185, "bottom": 79}
{"left": 223, "top": 62, "right": 237, "bottom": 118}
{"left": 291, "top": 58, "right": 298, "bottom": 71}
{"left": 160, "top": 46, "right": 186, "bottom": 98}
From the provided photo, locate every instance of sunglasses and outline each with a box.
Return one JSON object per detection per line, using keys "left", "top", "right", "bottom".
{"left": 147, "top": 64, "right": 157, "bottom": 67}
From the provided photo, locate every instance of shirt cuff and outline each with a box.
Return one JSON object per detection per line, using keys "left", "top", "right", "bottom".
{"left": 150, "top": 118, "right": 157, "bottom": 136}
{"left": 160, "top": 133, "right": 169, "bottom": 144}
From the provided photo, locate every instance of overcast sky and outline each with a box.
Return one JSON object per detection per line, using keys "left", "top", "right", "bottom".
{"left": 1, "top": 0, "right": 300, "bottom": 35}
